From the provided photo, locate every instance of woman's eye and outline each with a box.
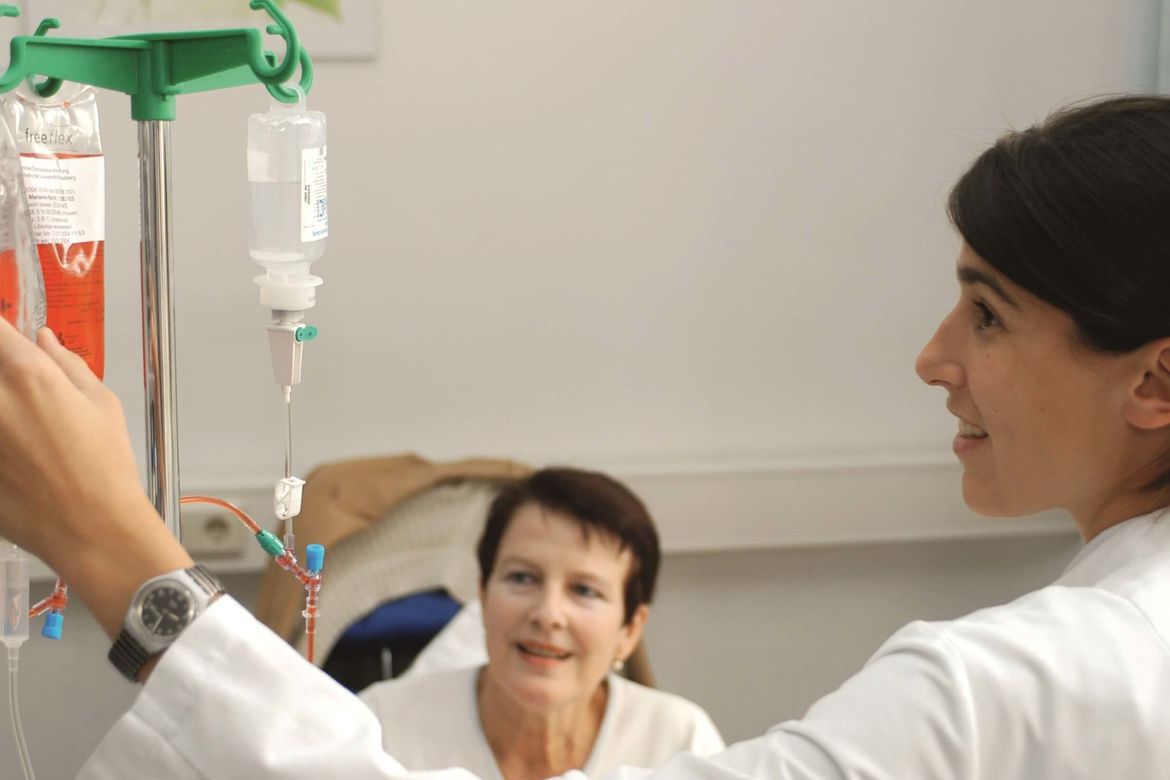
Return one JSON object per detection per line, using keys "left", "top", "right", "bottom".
{"left": 571, "top": 583, "right": 602, "bottom": 599}
{"left": 504, "top": 571, "right": 536, "bottom": 585}
{"left": 974, "top": 300, "right": 1000, "bottom": 331}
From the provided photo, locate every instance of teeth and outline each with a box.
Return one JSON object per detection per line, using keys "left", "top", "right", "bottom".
{"left": 520, "top": 643, "right": 569, "bottom": 659}
{"left": 959, "top": 421, "right": 988, "bottom": 438}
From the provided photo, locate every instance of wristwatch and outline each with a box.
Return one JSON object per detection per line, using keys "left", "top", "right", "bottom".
{"left": 108, "top": 564, "right": 224, "bottom": 682}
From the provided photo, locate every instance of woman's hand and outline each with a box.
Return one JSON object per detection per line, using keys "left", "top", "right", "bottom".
{"left": 0, "top": 322, "right": 139, "bottom": 555}
{"left": 0, "top": 320, "right": 191, "bottom": 638}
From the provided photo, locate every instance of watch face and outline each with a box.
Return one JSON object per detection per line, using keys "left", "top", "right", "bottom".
{"left": 137, "top": 585, "right": 195, "bottom": 638}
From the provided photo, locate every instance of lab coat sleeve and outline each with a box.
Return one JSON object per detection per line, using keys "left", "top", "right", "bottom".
{"left": 610, "top": 620, "right": 975, "bottom": 780}
{"left": 77, "top": 597, "right": 485, "bottom": 780}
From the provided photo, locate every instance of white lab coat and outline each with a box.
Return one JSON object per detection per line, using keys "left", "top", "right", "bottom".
{"left": 79, "top": 507, "right": 1170, "bottom": 779}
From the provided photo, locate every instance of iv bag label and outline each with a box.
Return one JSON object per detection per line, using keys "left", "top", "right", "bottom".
{"left": 301, "top": 145, "right": 327, "bottom": 243}
{"left": 20, "top": 153, "right": 106, "bottom": 378}
{"left": 19, "top": 154, "right": 105, "bottom": 244}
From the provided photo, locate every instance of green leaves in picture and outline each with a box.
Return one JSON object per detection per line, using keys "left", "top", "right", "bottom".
{"left": 277, "top": 0, "right": 342, "bottom": 20}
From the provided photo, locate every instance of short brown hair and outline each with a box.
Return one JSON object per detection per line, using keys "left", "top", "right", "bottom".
{"left": 477, "top": 468, "right": 659, "bottom": 624}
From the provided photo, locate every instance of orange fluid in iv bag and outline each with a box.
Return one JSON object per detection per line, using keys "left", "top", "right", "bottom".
{"left": 0, "top": 246, "right": 45, "bottom": 337}
{"left": 36, "top": 240, "right": 104, "bottom": 378}
{"left": 0, "top": 249, "right": 22, "bottom": 329}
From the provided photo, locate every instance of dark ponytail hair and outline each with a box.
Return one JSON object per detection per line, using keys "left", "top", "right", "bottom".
{"left": 948, "top": 95, "right": 1170, "bottom": 353}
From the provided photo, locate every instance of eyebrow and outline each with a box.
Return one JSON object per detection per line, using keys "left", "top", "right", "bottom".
{"left": 957, "top": 265, "right": 1020, "bottom": 309}
{"left": 498, "top": 555, "right": 537, "bottom": 570}
{"left": 569, "top": 571, "right": 610, "bottom": 588}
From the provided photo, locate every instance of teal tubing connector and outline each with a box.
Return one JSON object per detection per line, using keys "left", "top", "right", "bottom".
{"left": 256, "top": 529, "right": 285, "bottom": 557}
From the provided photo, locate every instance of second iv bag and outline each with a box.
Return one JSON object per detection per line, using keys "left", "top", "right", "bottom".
{"left": 248, "top": 89, "right": 327, "bottom": 312}
{"left": 4, "top": 85, "right": 105, "bottom": 377}
{"left": 0, "top": 109, "right": 45, "bottom": 340}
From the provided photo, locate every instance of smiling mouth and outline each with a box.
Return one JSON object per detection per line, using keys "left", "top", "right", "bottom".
{"left": 517, "top": 642, "right": 571, "bottom": 660}
{"left": 958, "top": 420, "right": 988, "bottom": 439}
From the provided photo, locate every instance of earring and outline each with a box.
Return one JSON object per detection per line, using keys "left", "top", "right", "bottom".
{"left": 613, "top": 658, "right": 625, "bottom": 673}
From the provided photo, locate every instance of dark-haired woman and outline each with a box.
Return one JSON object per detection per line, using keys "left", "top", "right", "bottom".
{"left": 359, "top": 469, "right": 724, "bottom": 780}
{"left": 5, "top": 95, "right": 1170, "bottom": 778}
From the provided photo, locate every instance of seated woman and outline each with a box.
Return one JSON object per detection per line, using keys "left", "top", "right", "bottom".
{"left": 359, "top": 467, "right": 724, "bottom": 780}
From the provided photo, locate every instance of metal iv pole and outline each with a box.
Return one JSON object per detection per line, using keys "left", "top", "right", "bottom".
{"left": 138, "top": 121, "right": 181, "bottom": 537}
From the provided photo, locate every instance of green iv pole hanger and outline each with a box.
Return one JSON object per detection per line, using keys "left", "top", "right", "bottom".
{"left": 0, "top": 0, "right": 316, "bottom": 539}
{"left": 0, "top": 0, "right": 313, "bottom": 117}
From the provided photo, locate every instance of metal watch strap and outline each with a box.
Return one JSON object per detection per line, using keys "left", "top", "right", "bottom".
{"left": 108, "top": 632, "right": 152, "bottom": 681}
{"left": 186, "top": 563, "right": 221, "bottom": 596}
{"left": 108, "top": 564, "right": 223, "bottom": 682}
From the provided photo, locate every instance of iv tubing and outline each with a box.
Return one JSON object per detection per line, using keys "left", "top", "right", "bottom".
{"left": 180, "top": 495, "right": 262, "bottom": 534}
{"left": 28, "top": 577, "right": 67, "bottom": 618}
{"left": 283, "top": 394, "right": 295, "bottom": 547}
{"left": 284, "top": 395, "right": 293, "bottom": 480}
{"left": 275, "top": 548, "right": 321, "bottom": 664}
{"left": 9, "top": 650, "right": 35, "bottom": 780}
{"left": 179, "top": 495, "right": 320, "bottom": 662}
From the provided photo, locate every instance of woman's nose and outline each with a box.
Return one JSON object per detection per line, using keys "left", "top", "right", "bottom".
{"left": 915, "top": 311, "right": 964, "bottom": 389}
{"left": 529, "top": 590, "right": 567, "bottom": 630}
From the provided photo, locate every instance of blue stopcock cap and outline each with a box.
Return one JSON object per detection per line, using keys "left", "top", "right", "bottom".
{"left": 42, "top": 612, "right": 64, "bottom": 640}
{"left": 306, "top": 543, "right": 325, "bottom": 573}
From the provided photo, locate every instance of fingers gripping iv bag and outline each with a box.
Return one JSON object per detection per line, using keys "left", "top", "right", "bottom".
{"left": 248, "top": 90, "right": 326, "bottom": 312}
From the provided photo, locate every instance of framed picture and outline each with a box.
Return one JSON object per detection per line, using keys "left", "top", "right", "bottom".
{"left": 19, "top": 0, "right": 378, "bottom": 62}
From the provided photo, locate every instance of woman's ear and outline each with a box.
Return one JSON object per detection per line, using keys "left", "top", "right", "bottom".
{"left": 617, "top": 604, "right": 649, "bottom": 661}
{"left": 1124, "top": 339, "right": 1170, "bottom": 431}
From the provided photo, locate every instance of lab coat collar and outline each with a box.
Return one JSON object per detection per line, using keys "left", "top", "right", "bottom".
{"left": 1056, "top": 505, "right": 1170, "bottom": 588}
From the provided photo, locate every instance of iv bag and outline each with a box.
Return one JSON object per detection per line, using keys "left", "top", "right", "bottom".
{"left": 0, "top": 107, "right": 46, "bottom": 340}
{"left": 248, "top": 88, "right": 328, "bottom": 269}
{"left": 248, "top": 87, "right": 326, "bottom": 312}
{"left": 4, "top": 84, "right": 105, "bottom": 377}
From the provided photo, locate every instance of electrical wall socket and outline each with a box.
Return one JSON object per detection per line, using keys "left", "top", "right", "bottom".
{"left": 180, "top": 504, "right": 250, "bottom": 558}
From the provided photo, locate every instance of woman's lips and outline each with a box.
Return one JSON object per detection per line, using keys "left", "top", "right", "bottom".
{"left": 516, "top": 641, "right": 571, "bottom": 667}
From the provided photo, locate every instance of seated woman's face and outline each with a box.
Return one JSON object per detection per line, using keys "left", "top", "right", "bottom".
{"left": 480, "top": 502, "right": 645, "bottom": 711}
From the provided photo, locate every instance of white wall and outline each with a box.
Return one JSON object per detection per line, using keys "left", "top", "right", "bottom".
{"left": 0, "top": 1, "right": 1161, "bottom": 777}
{"left": 86, "top": 0, "right": 1158, "bottom": 484}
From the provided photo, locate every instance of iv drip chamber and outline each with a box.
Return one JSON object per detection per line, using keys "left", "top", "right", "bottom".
{"left": 0, "top": 542, "right": 29, "bottom": 648}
